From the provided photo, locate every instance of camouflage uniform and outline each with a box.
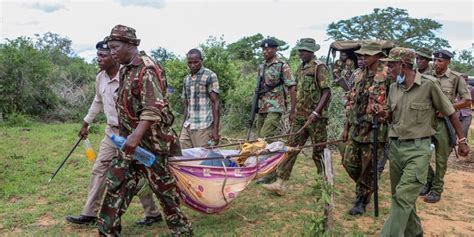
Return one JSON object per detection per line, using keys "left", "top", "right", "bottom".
{"left": 277, "top": 56, "right": 331, "bottom": 179}
{"left": 333, "top": 58, "right": 355, "bottom": 82}
{"left": 343, "top": 42, "right": 390, "bottom": 205}
{"left": 98, "top": 25, "right": 191, "bottom": 236}
{"left": 256, "top": 57, "right": 296, "bottom": 138}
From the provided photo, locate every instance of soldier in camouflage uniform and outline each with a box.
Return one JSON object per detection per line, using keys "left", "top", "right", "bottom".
{"left": 421, "top": 50, "right": 472, "bottom": 203}
{"left": 262, "top": 38, "right": 331, "bottom": 195}
{"left": 380, "top": 47, "right": 469, "bottom": 237}
{"left": 254, "top": 38, "right": 297, "bottom": 184}
{"left": 98, "top": 25, "right": 192, "bottom": 236}
{"left": 415, "top": 47, "right": 433, "bottom": 75}
{"left": 341, "top": 41, "right": 391, "bottom": 216}
{"left": 333, "top": 51, "right": 355, "bottom": 83}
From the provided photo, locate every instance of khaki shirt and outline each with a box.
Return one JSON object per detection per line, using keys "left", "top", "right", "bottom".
{"left": 83, "top": 70, "right": 119, "bottom": 136}
{"left": 388, "top": 72, "right": 455, "bottom": 140}
{"left": 433, "top": 68, "right": 471, "bottom": 103}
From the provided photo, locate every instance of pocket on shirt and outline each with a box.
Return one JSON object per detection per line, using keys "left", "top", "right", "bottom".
{"left": 410, "top": 102, "right": 430, "bottom": 124}
{"left": 198, "top": 81, "right": 208, "bottom": 94}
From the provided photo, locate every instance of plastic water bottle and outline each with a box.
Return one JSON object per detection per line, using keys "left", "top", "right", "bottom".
{"left": 110, "top": 134, "right": 156, "bottom": 167}
{"left": 83, "top": 138, "right": 96, "bottom": 161}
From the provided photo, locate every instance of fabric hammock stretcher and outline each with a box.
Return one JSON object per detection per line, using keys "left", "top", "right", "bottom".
{"left": 168, "top": 146, "right": 288, "bottom": 214}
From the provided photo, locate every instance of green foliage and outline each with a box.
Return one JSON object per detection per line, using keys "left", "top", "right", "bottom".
{"left": 163, "top": 58, "right": 188, "bottom": 115}
{"left": 326, "top": 7, "right": 450, "bottom": 50}
{"left": 227, "top": 34, "right": 289, "bottom": 66}
{"left": 150, "top": 47, "right": 177, "bottom": 63}
{"left": 220, "top": 74, "right": 255, "bottom": 133}
{"left": 0, "top": 33, "right": 97, "bottom": 121}
{"left": 200, "top": 36, "right": 239, "bottom": 105}
{"left": 451, "top": 49, "right": 474, "bottom": 75}
{"left": 1, "top": 112, "right": 33, "bottom": 127}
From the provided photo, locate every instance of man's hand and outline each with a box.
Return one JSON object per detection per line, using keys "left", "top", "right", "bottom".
{"left": 458, "top": 143, "right": 470, "bottom": 157}
{"left": 79, "top": 122, "right": 89, "bottom": 139}
{"left": 211, "top": 129, "right": 220, "bottom": 145}
{"left": 123, "top": 132, "right": 141, "bottom": 155}
{"left": 289, "top": 112, "right": 296, "bottom": 125}
{"left": 341, "top": 129, "right": 349, "bottom": 143}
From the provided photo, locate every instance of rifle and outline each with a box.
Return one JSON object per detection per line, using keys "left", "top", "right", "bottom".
{"left": 372, "top": 113, "right": 380, "bottom": 217}
{"left": 48, "top": 137, "right": 83, "bottom": 183}
{"left": 247, "top": 65, "right": 264, "bottom": 140}
{"left": 444, "top": 115, "right": 459, "bottom": 158}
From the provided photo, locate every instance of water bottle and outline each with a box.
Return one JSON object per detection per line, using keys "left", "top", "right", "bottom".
{"left": 83, "top": 138, "right": 96, "bottom": 161}
{"left": 110, "top": 134, "right": 156, "bottom": 167}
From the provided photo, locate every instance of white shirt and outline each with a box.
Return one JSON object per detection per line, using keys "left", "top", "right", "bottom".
{"left": 83, "top": 70, "right": 119, "bottom": 135}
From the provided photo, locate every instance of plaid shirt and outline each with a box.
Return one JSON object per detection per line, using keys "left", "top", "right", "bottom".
{"left": 182, "top": 66, "right": 219, "bottom": 129}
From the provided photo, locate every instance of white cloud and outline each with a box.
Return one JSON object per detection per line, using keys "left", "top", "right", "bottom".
{"left": 115, "top": 0, "right": 166, "bottom": 9}
{"left": 26, "top": 2, "right": 66, "bottom": 13}
{"left": 1, "top": 0, "right": 472, "bottom": 62}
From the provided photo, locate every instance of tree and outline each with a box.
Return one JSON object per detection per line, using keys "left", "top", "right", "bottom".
{"left": 227, "top": 34, "right": 289, "bottom": 65}
{"left": 326, "top": 7, "right": 450, "bottom": 49}
{"left": 150, "top": 47, "right": 177, "bottom": 63}
{"left": 451, "top": 49, "right": 474, "bottom": 76}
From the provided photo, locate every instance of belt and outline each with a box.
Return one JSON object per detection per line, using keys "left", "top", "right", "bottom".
{"left": 390, "top": 136, "right": 431, "bottom": 143}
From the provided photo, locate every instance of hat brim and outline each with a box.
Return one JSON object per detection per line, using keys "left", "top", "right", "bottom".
{"left": 104, "top": 35, "right": 140, "bottom": 46}
{"left": 354, "top": 49, "right": 385, "bottom": 56}
{"left": 295, "top": 44, "right": 321, "bottom": 53}
{"left": 379, "top": 58, "right": 399, "bottom": 62}
{"left": 416, "top": 52, "right": 432, "bottom": 60}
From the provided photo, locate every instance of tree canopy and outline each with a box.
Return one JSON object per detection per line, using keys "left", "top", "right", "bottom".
{"left": 326, "top": 7, "right": 450, "bottom": 50}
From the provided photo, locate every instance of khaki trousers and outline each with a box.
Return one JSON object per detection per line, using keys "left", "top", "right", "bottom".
{"left": 81, "top": 129, "right": 161, "bottom": 217}
{"left": 179, "top": 125, "right": 213, "bottom": 149}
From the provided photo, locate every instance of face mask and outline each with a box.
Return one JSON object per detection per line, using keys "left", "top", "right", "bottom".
{"left": 396, "top": 64, "right": 405, "bottom": 85}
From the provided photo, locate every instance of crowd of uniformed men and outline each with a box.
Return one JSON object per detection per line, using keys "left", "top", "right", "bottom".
{"left": 64, "top": 24, "right": 472, "bottom": 236}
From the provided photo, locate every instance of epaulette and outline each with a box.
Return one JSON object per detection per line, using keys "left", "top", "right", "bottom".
{"left": 450, "top": 70, "right": 463, "bottom": 78}
{"left": 141, "top": 55, "right": 156, "bottom": 68}
{"left": 421, "top": 74, "right": 438, "bottom": 83}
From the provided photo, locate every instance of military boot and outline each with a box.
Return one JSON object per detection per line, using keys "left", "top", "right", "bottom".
{"left": 261, "top": 178, "right": 287, "bottom": 196}
{"left": 419, "top": 184, "right": 431, "bottom": 196}
{"left": 348, "top": 195, "right": 366, "bottom": 216}
{"left": 424, "top": 191, "right": 441, "bottom": 203}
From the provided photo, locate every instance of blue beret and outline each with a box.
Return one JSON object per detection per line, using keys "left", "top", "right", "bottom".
{"left": 433, "top": 49, "right": 453, "bottom": 60}
{"left": 96, "top": 40, "right": 109, "bottom": 51}
{"left": 260, "top": 38, "right": 279, "bottom": 48}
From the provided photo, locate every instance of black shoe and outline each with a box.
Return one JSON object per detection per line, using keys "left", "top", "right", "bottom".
{"left": 256, "top": 172, "right": 277, "bottom": 184}
{"left": 65, "top": 215, "right": 97, "bottom": 225}
{"left": 424, "top": 191, "right": 441, "bottom": 203}
{"left": 419, "top": 185, "right": 431, "bottom": 196}
{"left": 348, "top": 196, "right": 366, "bottom": 216}
{"left": 135, "top": 215, "right": 163, "bottom": 226}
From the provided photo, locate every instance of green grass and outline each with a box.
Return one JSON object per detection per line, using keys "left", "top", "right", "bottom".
{"left": 1, "top": 122, "right": 472, "bottom": 236}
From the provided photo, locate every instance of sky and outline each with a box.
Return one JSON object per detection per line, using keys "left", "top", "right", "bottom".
{"left": 0, "top": 0, "right": 472, "bottom": 62}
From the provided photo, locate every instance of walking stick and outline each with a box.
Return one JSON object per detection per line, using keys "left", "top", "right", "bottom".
{"left": 48, "top": 137, "right": 83, "bottom": 183}
{"left": 372, "top": 114, "right": 380, "bottom": 217}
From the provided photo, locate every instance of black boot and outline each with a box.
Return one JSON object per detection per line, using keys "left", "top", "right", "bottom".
{"left": 424, "top": 191, "right": 441, "bottom": 203}
{"left": 65, "top": 215, "right": 97, "bottom": 225}
{"left": 419, "top": 184, "right": 431, "bottom": 196}
{"left": 135, "top": 215, "right": 163, "bottom": 226}
{"left": 348, "top": 195, "right": 366, "bottom": 216}
{"left": 256, "top": 171, "right": 277, "bottom": 184}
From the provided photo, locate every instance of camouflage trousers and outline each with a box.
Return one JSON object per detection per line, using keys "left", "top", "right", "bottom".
{"left": 342, "top": 140, "right": 385, "bottom": 197}
{"left": 98, "top": 154, "right": 192, "bottom": 236}
{"left": 277, "top": 117, "right": 327, "bottom": 180}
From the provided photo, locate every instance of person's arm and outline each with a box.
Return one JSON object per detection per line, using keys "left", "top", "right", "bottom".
{"left": 282, "top": 63, "right": 297, "bottom": 123}
{"left": 123, "top": 69, "right": 165, "bottom": 154}
{"left": 81, "top": 75, "right": 103, "bottom": 138}
{"left": 431, "top": 81, "right": 469, "bottom": 156}
{"left": 453, "top": 77, "right": 472, "bottom": 110}
{"left": 210, "top": 91, "right": 220, "bottom": 142}
{"left": 308, "top": 65, "right": 332, "bottom": 123}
